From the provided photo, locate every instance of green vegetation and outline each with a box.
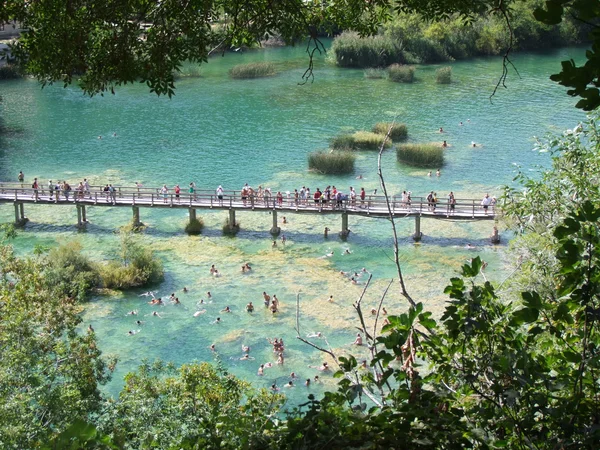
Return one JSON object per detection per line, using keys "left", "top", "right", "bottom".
{"left": 436, "top": 66, "right": 452, "bottom": 84}
{"left": 363, "top": 68, "right": 386, "bottom": 79}
{"left": 222, "top": 218, "right": 240, "bottom": 236}
{"left": 372, "top": 122, "right": 408, "bottom": 141}
{"left": 185, "top": 217, "right": 204, "bottom": 235}
{"left": 387, "top": 64, "right": 415, "bottom": 83}
{"left": 330, "top": 131, "right": 392, "bottom": 151}
{"left": 396, "top": 143, "right": 444, "bottom": 167}
{"left": 331, "top": 32, "right": 403, "bottom": 68}
{"left": 308, "top": 151, "right": 356, "bottom": 174}
{"left": 229, "top": 62, "right": 276, "bottom": 79}
{"left": 0, "top": 64, "right": 22, "bottom": 80}
{"left": 98, "top": 232, "right": 164, "bottom": 289}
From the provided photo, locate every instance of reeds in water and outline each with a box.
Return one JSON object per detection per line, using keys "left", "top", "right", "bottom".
{"left": 229, "top": 62, "right": 276, "bottom": 79}
{"left": 331, "top": 32, "right": 404, "bottom": 68}
{"left": 330, "top": 131, "right": 392, "bottom": 151}
{"left": 372, "top": 122, "right": 408, "bottom": 141}
{"left": 308, "top": 151, "right": 356, "bottom": 174}
{"left": 222, "top": 219, "right": 240, "bottom": 236}
{"left": 436, "top": 66, "right": 452, "bottom": 84}
{"left": 0, "top": 65, "right": 22, "bottom": 80}
{"left": 388, "top": 64, "right": 415, "bottom": 83}
{"left": 185, "top": 217, "right": 204, "bottom": 235}
{"left": 364, "top": 68, "right": 386, "bottom": 79}
{"left": 396, "top": 143, "right": 445, "bottom": 167}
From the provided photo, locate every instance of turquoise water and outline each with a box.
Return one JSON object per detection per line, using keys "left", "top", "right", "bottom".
{"left": 0, "top": 43, "right": 585, "bottom": 407}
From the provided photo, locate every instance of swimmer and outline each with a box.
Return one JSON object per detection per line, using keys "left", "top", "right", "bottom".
{"left": 152, "top": 311, "right": 162, "bottom": 318}
{"left": 339, "top": 270, "right": 348, "bottom": 276}
{"left": 245, "top": 263, "right": 251, "bottom": 271}
{"left": 318, "top": 362, "right": 329, "bottom": 371}
{"left": 282, "top": 216, "right": 287, "bottom": 224}
{"left": 442, "top": 140, "right": 447, "bottom": 148}
{"left": 307, "top": 332, "right": 323, "bottom": 338}
{"left": 314, "top": 375, "right": 320, "bottom": 382}
{"left": 382, "top": 307, "right": 388, "bottom": 315}
{"left": 88, "top": 324, "right": 95, "bottom": 333}
{"left": 355, "top": 174, "right": 363, "bottom": 179}
{"left": 214, "top": 317, "right": 221, "bottom": 324}
{"left": 207, "top": 291, "right": 212, "bottom": 299}
{"left": 343, "top": 248, "right": 351, "bottom": 255}
{"left": 361, "top": 360, "right": 368, "bottom": 369}
{"left": 439, "top": 127, "right": 444, "bottom": 133}
{"left": 135, "top": 320, "right": 144, "bottom": 326}
{"left": 264, "top": 362, "right": 273, "bottom": 368}
{"left": 436, "top": 169, "right": 441, "bottom": 177}
{"left": 328, "top": 295, "right": 334, "bottom": 302}
{"left": 465, "top": 243, "right": 476, "bottom": 249}
{"left": 351, "top": 277, "right": 358, "bottom": 285}
{"left": 221, "top": 306, "right": 231, "bottom": 313}
{"left": 373, "top": 189, "right": 377, "bottom": 195}
{"left": 240, "top": 354, "right": 254, "bottom": 361}
{"left": 258, "top": 364, "right": 264, "bottom": 376}
{"left": 127, "top": 310, "right": 137, "bottom": 316}
{"left": 246, "top": 302, "right": 254, "bottom": 312}
{"left": 471, "top": 141, "right": 477, "bottom": 148}
{"left": 112, "top": 132, "right": 117, "bottom": 137}
{"left": 241, "top": 265, "right": 246, "bottom": 273}
{"left": 210, "top": 344, "right": 216, "bottom": 351}
{"left": 213, "top": 269, "right": 221, "bottom": 277}
{"left": 271, "top": 384, "right": 280, "bottom": 392}
{"left": 272, "top": 240, "right": 277, "bottom": 247}
{"left": 173, "top": 297, "right": 180, "bottom": 304}
{"left": 370, "top": 308, "right": 377, "bottom": 315}
{"left": 427, "top": 171, "right": 432, "bottom": 177}
{"left": 324, "top": 227, "right": 330, "bottom": 238}
{"left": 382, "top": 318, "right": 391, "bottom": 326}
{"left": 459, "top": 121, "right": 463, "bottom": 126}
{"left": 270, "top": 301, "right": 278, "bottom": 314}
{"left": 210, "top": 264, "right": 216, "bottom": 274}
{"left": 305, "top": 378, "right": 311, "bottom": 386}
{"left": 285, "top": 381, "right": 294, "bottom": 388}
{"left": 277, "top": 352, "right": 284, "bottom": 364}
{"left": 362, "top": 267, "right": 368, "bottom": 273}
{"left": 182, "top": 287, "right": 188, "bottom": 293}
{"left": 127, "top": 330, "right": 140, "bottom": 335}
{"left": 324, "top": 251, "right": 334, "bottom": 258}
{"left": 242, "top": 345, "right": 250, "bottom": 353}
{"left": 263, "top": 291, "right": 271, "bottom": 302}
{"left": 199, "top": 299, "right": 205, "bottom": 305}
{"left": 281, "top": 234, "right": 286, "bottom": 245}
{"left": 98, "top": 135, "right": 102, "bottom": 140}
{"left": 354, "top": 272, "right": 360, "bottom": 278}
{"left": 353, "top": 333, "right": 363, "bottom": 345}
{"left": 290, "top": 372, "right": 297, "bottom": 379}
{"left": 193, "top": 310, "right": 206, "bottom": 317}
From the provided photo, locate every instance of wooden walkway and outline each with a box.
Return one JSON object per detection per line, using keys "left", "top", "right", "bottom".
{"left": 0, "top": 183, "right": 499, "bottom": 241}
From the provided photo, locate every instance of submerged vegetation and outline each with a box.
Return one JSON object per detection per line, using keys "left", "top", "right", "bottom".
{"left": 396, "top": 143, "right": 444, "bottom": 167}
{"left": 308, "top": 151, "right": 356, "bottom": 174}
{"left": 229, "top": 62, "right": 276, "bottom": 79}
{"left": 222, "top": 218, "right": 240, "bottom": 236}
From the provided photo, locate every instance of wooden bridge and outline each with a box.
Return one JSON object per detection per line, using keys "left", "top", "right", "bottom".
{"left": 0, "top": 183, "right": 499, "bottom": 242}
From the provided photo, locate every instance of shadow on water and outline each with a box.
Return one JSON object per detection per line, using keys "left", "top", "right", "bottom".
{"left": 18, "top": 219, "right": 505, "bottom": 249}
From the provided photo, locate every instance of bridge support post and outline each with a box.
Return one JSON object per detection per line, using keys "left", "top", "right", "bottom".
{"left": 270, "top": 210, "right": 280, "bottom": 235}
{"left": 490, "top": 225, "right": 500, "bottom": 244}
{"left": 413, "top": 215, "right": 422, "bottom": 242}
{"left": 76, "top": 204, "right": 87, "bottom": 228}
{"left": 229, "top": 209, "right": 236, "bottom": 231}
{"left": 132, "top": 206, "right": 141, "bottom": 227}
{"left": 81, "top": 205, "right": 87, "bottom": 223}
{"left": 13, "top": 202, "right": 27, "bottom": 226}
{"left": 339, "top": 212, "right": 350, "bottom": 238}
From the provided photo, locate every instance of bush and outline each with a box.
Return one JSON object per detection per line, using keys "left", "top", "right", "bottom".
{"left": 99, "top": 232, "right": 164, "bottom": 289}
{"left": 364, "top": 68, "right": 386, "bottom": 79}
{"left": 396, "top": 143, "right": 445, "bottom": 167}
{"left": 308, "top": 151, "right": 356, "bottom": 174}
{"left": 0, "top": 65, "right": 22, "bottom": 80}
{"left": 372, "top": 122, "right": 408, "bottom": 141}
{"left": 44, "top": 242, "right": 101, "bottom": 302}
{"left": 330, "top": 131, "right": 392, "bottom": 151}
{"left": 185, "top": 217, "right": 204, "bottom": 235}
{"left": 331, "top": 32, "right": 404, "bottom": 68}
{"left": 222, "top": 219, "right": 240, "bottom": 236}
{"left": 388, "top": 64, "right": 415, "bottom": 83}
{"left": 229, "top": 62, "right": 276, "bottom": 79}
{"left": 436, "top": 66, "right": 452, "bottom": 84}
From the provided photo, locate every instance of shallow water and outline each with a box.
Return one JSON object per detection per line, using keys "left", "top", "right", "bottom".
{"left": 0, "top": 42, "right": 585, "bottom": 407}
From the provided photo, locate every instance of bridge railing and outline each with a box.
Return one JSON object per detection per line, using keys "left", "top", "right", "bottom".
{"left": 0, "top": 183, "right": 497, "bottom": 217}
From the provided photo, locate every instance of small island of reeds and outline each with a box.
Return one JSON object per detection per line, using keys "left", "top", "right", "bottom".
{"left": 330, "top": 131, "right": 392, "bottom": 151}
{"left": 372, "top": 122, "right": 408, "bottom": 141}
{"left": 396, "top": 143, "right": 444, "bottom": 167}
{"left": 185, "top": 217, "right": 204, "bottom": 235}
{"left": 436, "top": 66, "right": 452, "bottom": 84}
{"left": 229, "top": 62, "right": 276, "bottom": 79}
{"left": 388, "top": 64, "right": 415, "bottom": 83}
{"left": 308, "top": 151, "right": 356, "bottom": 174}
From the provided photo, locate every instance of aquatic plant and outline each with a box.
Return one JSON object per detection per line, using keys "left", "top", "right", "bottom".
{"left": 387, "top": 64, "right": 415, "bottom": 83}
{"left": 308, "top": 151, "right": 356, "bottom": 174}
{"left": 222, "top": 218, "right": 240, "bottom": 236}
{"left": 330, "top": 131, "right": 392, "bottom": 151}
{"left": 364, "top": 68, "right": 386, "bottom": 79}
{"left": 396, "top": 143, "right": 444, "bottom": 167}
{"left": 229, "top": 62, "right": 276, "bottom": 79}
{"left": 185, "top": 217, "right": 204, "bottom": 235}
{"left": 331, "top": 31, "right": 404, "bottom": 68}
{"left": 372, "top": 122, "right": 408, "bottom": 141}
{"left": 436, "top": 66, "right": 452, "bottom": 84}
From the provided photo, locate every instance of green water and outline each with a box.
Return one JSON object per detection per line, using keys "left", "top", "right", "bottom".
{"left": 0, "top": 42, "right": 585, "bottom": 406}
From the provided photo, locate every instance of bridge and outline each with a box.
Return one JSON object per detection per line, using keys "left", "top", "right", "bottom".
{"left": 0, "top": 182, "right": 499, "bottom": 242}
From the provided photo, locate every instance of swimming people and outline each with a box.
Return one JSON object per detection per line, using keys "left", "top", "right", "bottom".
{"left": 246, "top": 302, "right": 254, "bottom": 312}
{"left": 353, "top": 333, "right": 363, "bottom": 346}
